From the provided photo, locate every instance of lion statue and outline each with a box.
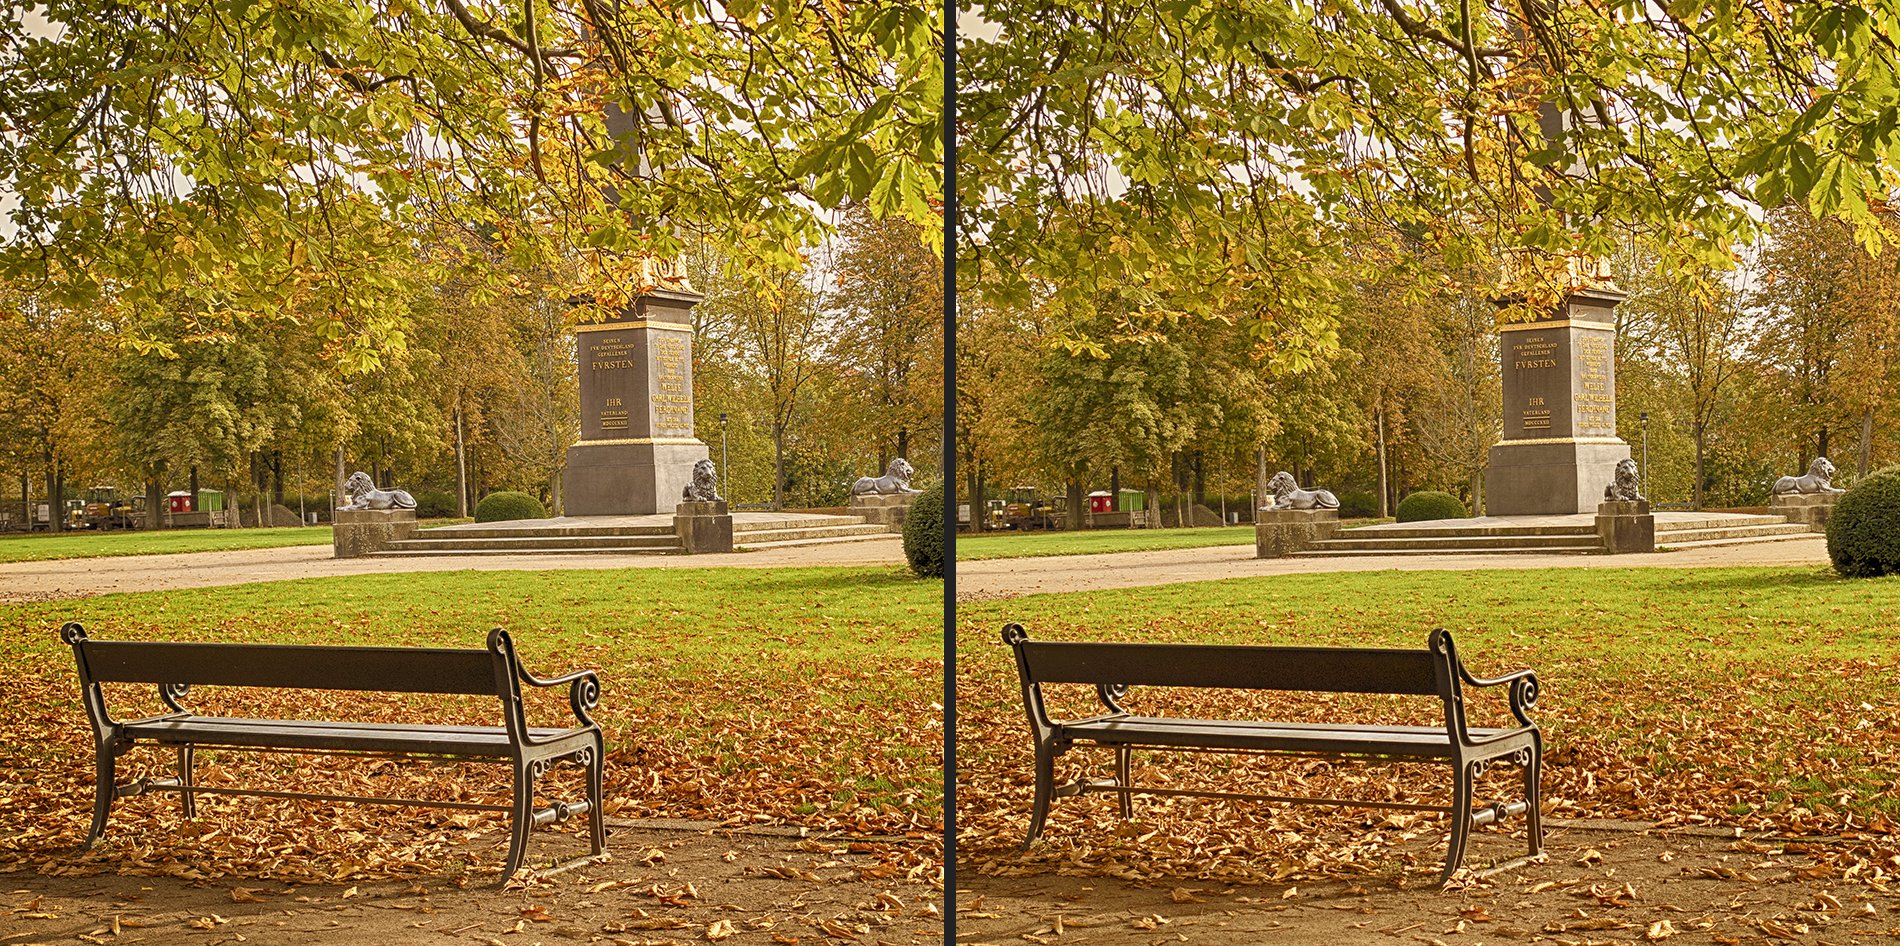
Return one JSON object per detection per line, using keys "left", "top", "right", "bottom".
{"left": 339, "top": 471, "right": 416, "bottom": 511}
{"left": 1603, "top": 458, "right": 1644, "bottom": 502}
{"left": 1772, "top": 456, "right": 1843, "bottom": 495}
{"left": 852, "top": 458, "right": 921, "bottom": 496}
{"left": 1265, "top": 471, "right": 1339, "bottom": 510}
{"left": 682, "top": 458, "right": 722, "bottom": 502}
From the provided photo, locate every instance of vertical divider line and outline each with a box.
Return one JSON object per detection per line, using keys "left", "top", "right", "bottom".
{"left": 941, "top": 0, "right": 958, "bottom": 937}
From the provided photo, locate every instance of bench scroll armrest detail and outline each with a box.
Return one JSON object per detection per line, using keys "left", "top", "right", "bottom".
{"left": 1456, "top": 665, "right": 1538, "bottom": 728}
{"left": 519, "top": 668, "right": 601, "bottom": 730}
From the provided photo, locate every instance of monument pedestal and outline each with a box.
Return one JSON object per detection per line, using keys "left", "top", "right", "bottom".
{"left": 1770, "top": 492, "right": 1838, "bottom": 532}
{"left": 1488, "top": 440, "right": 1634, "bottom": 515}
{"left": 333, "top": 508, "right": 417, "bottom": 558}
{"left": 1489, "top": 287, "right": 1630, "bottom": 515}
{"left": 567, "top": 441, "right": 709, "bottom": 517}
{"left": 849, "top": 493, "right": 918, "bottom": 530}
{"left": 565, "top": 287, "right": 708, "bottom": 516}
{"left": 674, "top": 501, "right": 733, "bottom": 554}
{"left": 1255, "top": 508, "right": 1339, "bottom": 559}
{"left": 1596, "top": 500, "right": 1654, "bottom": 554}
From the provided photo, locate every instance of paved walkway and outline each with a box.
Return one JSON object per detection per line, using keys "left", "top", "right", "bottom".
{"left": 956, "top": 536, "right": 1833, "bottom": 600}
{"left": 0, "top": 536, "right": 903, "bottom": 601}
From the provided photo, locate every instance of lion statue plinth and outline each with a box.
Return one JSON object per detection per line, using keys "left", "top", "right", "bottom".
{"left": 1603, "top": 458, "right": 1645, "bottom": 503}
{"left": 339, "top": 471, "right": 416, "bottom": 511}
{"left": 682, "top": 458, "right": 723, "bottom": 503}
{"left": 1772, "top": 456, "right": 1844, "bottom": 495}
{"left": 853, "top": 458, "right": 921, "bottom": 496}
{"left": 1265, "top": 471, "right": 1339, "bottom": 511}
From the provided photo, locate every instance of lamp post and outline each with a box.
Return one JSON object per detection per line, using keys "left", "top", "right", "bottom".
{"left": 719, "top": 413, "right": 729, "bottom": 500}
{"left": 1640, "top": 412, "right": 1649, "bottom": 498}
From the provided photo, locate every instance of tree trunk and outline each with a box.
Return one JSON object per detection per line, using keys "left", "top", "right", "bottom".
{"left": 773, "top": 422, "right": 787, "bottom": 510}
{"left": 1145, "top": 483, "right": 1159, "bottom": 528}
{"left": 18, "top": 473, "right": 27, "bottom": 532}
{"left": 897, "top": 428, "right": 909, "bottom": 461}
{"left": 1376, "top": 409, "right": 1390, "bottom": 519}
{"left": 455, "top": 402, "right": 469, "bottom": 518}
{"left": 1190, "top": 452, "right": 1205, "bottom": 507}
{"left": 1255, "top": 447, "right": 1269, "bottom": 514}
{"left": 52, "top": 465, "right": 64, "bottom": 532}
{"left": 1859, "top": 409, "right": 1875, "bottom": 478}
{"left": 1067, "top": 476, "right": 1084, "bottom": 531}
{"left": 334, "top": 447, "right": 346, "bottom": 511}
{"left": 190, "top": 465, "right": 200, "bottom": 512}
{"left": 145, "top": 476, "right": 165, "bottom": 531}
{"left": 1692, "top": 422, "right": 1707, "bottom": 510}
{"left": 270, "top": 452, "right": 284, "bottom": 506}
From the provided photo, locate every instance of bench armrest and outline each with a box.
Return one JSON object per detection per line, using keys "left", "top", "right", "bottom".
{"left": 516, "top": 666, "right": 602, "bottom": 731}
{"left": 1456, "top": 666, "right": 1538, "bottom": 728}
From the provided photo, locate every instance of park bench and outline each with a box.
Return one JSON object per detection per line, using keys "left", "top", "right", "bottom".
{"left": 59, "top": 622, "right": 604, "bottom": 882}
{"left": 1001, "top": 624, "right": 1542, "bottom": 886}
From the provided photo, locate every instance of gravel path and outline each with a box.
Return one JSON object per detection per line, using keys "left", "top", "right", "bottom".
{"left": 0, "top": 536, "right": 904, "bottom": 601}
{"left": 955, "top": 535, "right": 1833, "bottom": 600}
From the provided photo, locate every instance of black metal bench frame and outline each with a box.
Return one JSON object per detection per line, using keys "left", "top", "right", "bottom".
{"left": 61, "top": 622, "right": 604, "bottom": 882}
{"left": 1002, "top": 624, "right": 1542, "bottom": 886}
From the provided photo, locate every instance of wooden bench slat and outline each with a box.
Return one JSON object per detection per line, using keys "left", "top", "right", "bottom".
{"left": 122, "top": 718, "right": 579, "bottom": 756}
{"left": 1061, "top": 716, "right": 1515, "bottom": 757}
{"left": 81, "top": 641, "right": 498, "bottom": 694}
{"left": 1019, "top": 640, "right": 1441, "bottom": 695}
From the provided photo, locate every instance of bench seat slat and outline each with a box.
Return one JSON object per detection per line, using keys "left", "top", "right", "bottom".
{"left": 1060, "top": 716, "right": 1515, "bottom": 758}
{"left": 122, "top": 717, "right": 579, "bottom": 757}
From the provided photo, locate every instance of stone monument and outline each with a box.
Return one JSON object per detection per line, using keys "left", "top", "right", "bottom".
{"left": 674, "top": 458, "right": 733, "bottom": 553}
{"left": 565, "top": 258, "right": 710, "bottom": 516}
{"left": 1255, "top": 471, "right": 1341, "bottom": 558}
{"left": 849, "top": 458, "right": 923, "bottom": 528}
{"left": 1769, "top": 456, "right": 1844, "bottom": 532}
{"left": 1595, "top": 458, "right": 1654, "bottom": 553}
{"left": 333, "top": 470, "right": 418, "bottom": 558}
{"left": 1487, "top": 268, "right": 1633, "bottom": 515}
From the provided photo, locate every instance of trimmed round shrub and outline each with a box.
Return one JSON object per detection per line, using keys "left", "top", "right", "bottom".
{"left": 902, "top": 480, "right": 945, "bottom": 578}
{"left": 1395, "top": 490, "right": 1467, "bottom": 523}
{"left": 475, "top": 490, "right": 547, "bottom": 523}
{"left": 1338, "top": 490, "right": 1380, "bottom": 520}
{"left": 1827, "top": 466, "right": 1900, "bottom": 577}
{"left": 415, "top": 490, "right": 459, "bottom": 519}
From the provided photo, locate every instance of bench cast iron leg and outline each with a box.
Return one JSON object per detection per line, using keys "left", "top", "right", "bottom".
{"left": 178, "top": 747, "right": 196, "bottom": 819}
{"left": 587, "top": 737, "right": 606, "bottom": 857}
{"left": 1525, "top": 739, "right": 1543, "bottom": 859}
{"left": 85, "top": 746, "right": 115, "bottom": 849}
{"left": 1439, "top": 761, "right": 1475, "bottom": 888}
{"left": 1024, "top": 745, "right": 1054, "bottom": 848}
{"left": 503, "top": 760, "right": 535, "bottom": 882}
{"left": 1115, "top": 747, "right": 1133, "bottom": 820}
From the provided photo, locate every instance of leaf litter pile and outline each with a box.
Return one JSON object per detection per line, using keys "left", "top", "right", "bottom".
{"left": 0, "top": 568, "right": 944, "bottom": 887}
{"left": 956, "top": 567, "right": 1900, "bottom": 890}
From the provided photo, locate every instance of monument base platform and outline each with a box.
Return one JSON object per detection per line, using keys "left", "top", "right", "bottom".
{"left": 564, "top": 440, "right": 709, "bottom": 516}
{"left": 1485, "top": 440, "right": 1632, "bottom": 515}
{"left": 1769, "top": 492, "right": 1839, "bottom": 532}
{"left": 1292, "top": 511, "right": 1813, "bottom": 557}
{"left": 333, "top": 508, "right": 417, "bottom": 558}
{"left": 358, "top": 512, "right": 893, "bottom": 556}
{"left": 848, "top": 493, "right": 918, "bottom": 530}
{"left": 1255, "top": 508, "right": 1340, "bottom": 559}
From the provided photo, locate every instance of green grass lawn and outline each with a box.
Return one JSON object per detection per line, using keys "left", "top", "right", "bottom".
{"left": 957, "top": 520, "right": 1393, "bottom": 560}
{"left": 2, "top": 566, "right": 943, "bottom": 868}
{"left": 957, "top": 565, "right": 1900, "bottom": 862}
{"left": 0, "top": 520, "right": 473, "bottom": 563}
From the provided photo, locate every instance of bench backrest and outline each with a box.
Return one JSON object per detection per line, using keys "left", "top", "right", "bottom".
{"left": 1010, "top": 638, "right": 1444, "bottom": 696}
{"left": 58, "top": 622, "right": 540, "bottom": 745}
{"left": 72, "top": 639, "right": 502, "bottom": 695}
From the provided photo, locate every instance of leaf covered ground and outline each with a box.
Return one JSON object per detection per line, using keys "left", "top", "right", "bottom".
{"left": 0, "top": 567, "right": 943, "bottom": 887}
{"left": 956, "top": 566, "right": 1900, "bottom": 890}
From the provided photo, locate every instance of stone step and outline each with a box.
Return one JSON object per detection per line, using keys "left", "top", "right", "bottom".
{"left": 733, "top": 515, "right": 866, "bottom": 533}
{"left": 1658, "top": 531, "right": 1820, "bottom": 551}
{"left": 1295, "top": 545, "right": 1604, "bottom": 557}
{"left": 380, "top": 535, "right": 682, "bottom": 553}
{"left": 1653, "top": 523, "right": 1812, "bottom": 544}
{"left": 1654, "top": 514, "right": 1790, "bottom": 533}
{"left": 735, "top": 524, "right": 892, "bottom": 546}
{"left": 1344, "top": 524, "right": 1599, "bottom": 539}
{"left": 372, "top": 545, "right": 680, "bottom": 557}
{"left": 421, "top": 524, "right": 677, "bottom": 539}
{"left": 1308, "top": 533, "right": 1608, "bottom": 552}
{"left": 738, "top": 534, "right": 904, "bottom": 551}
